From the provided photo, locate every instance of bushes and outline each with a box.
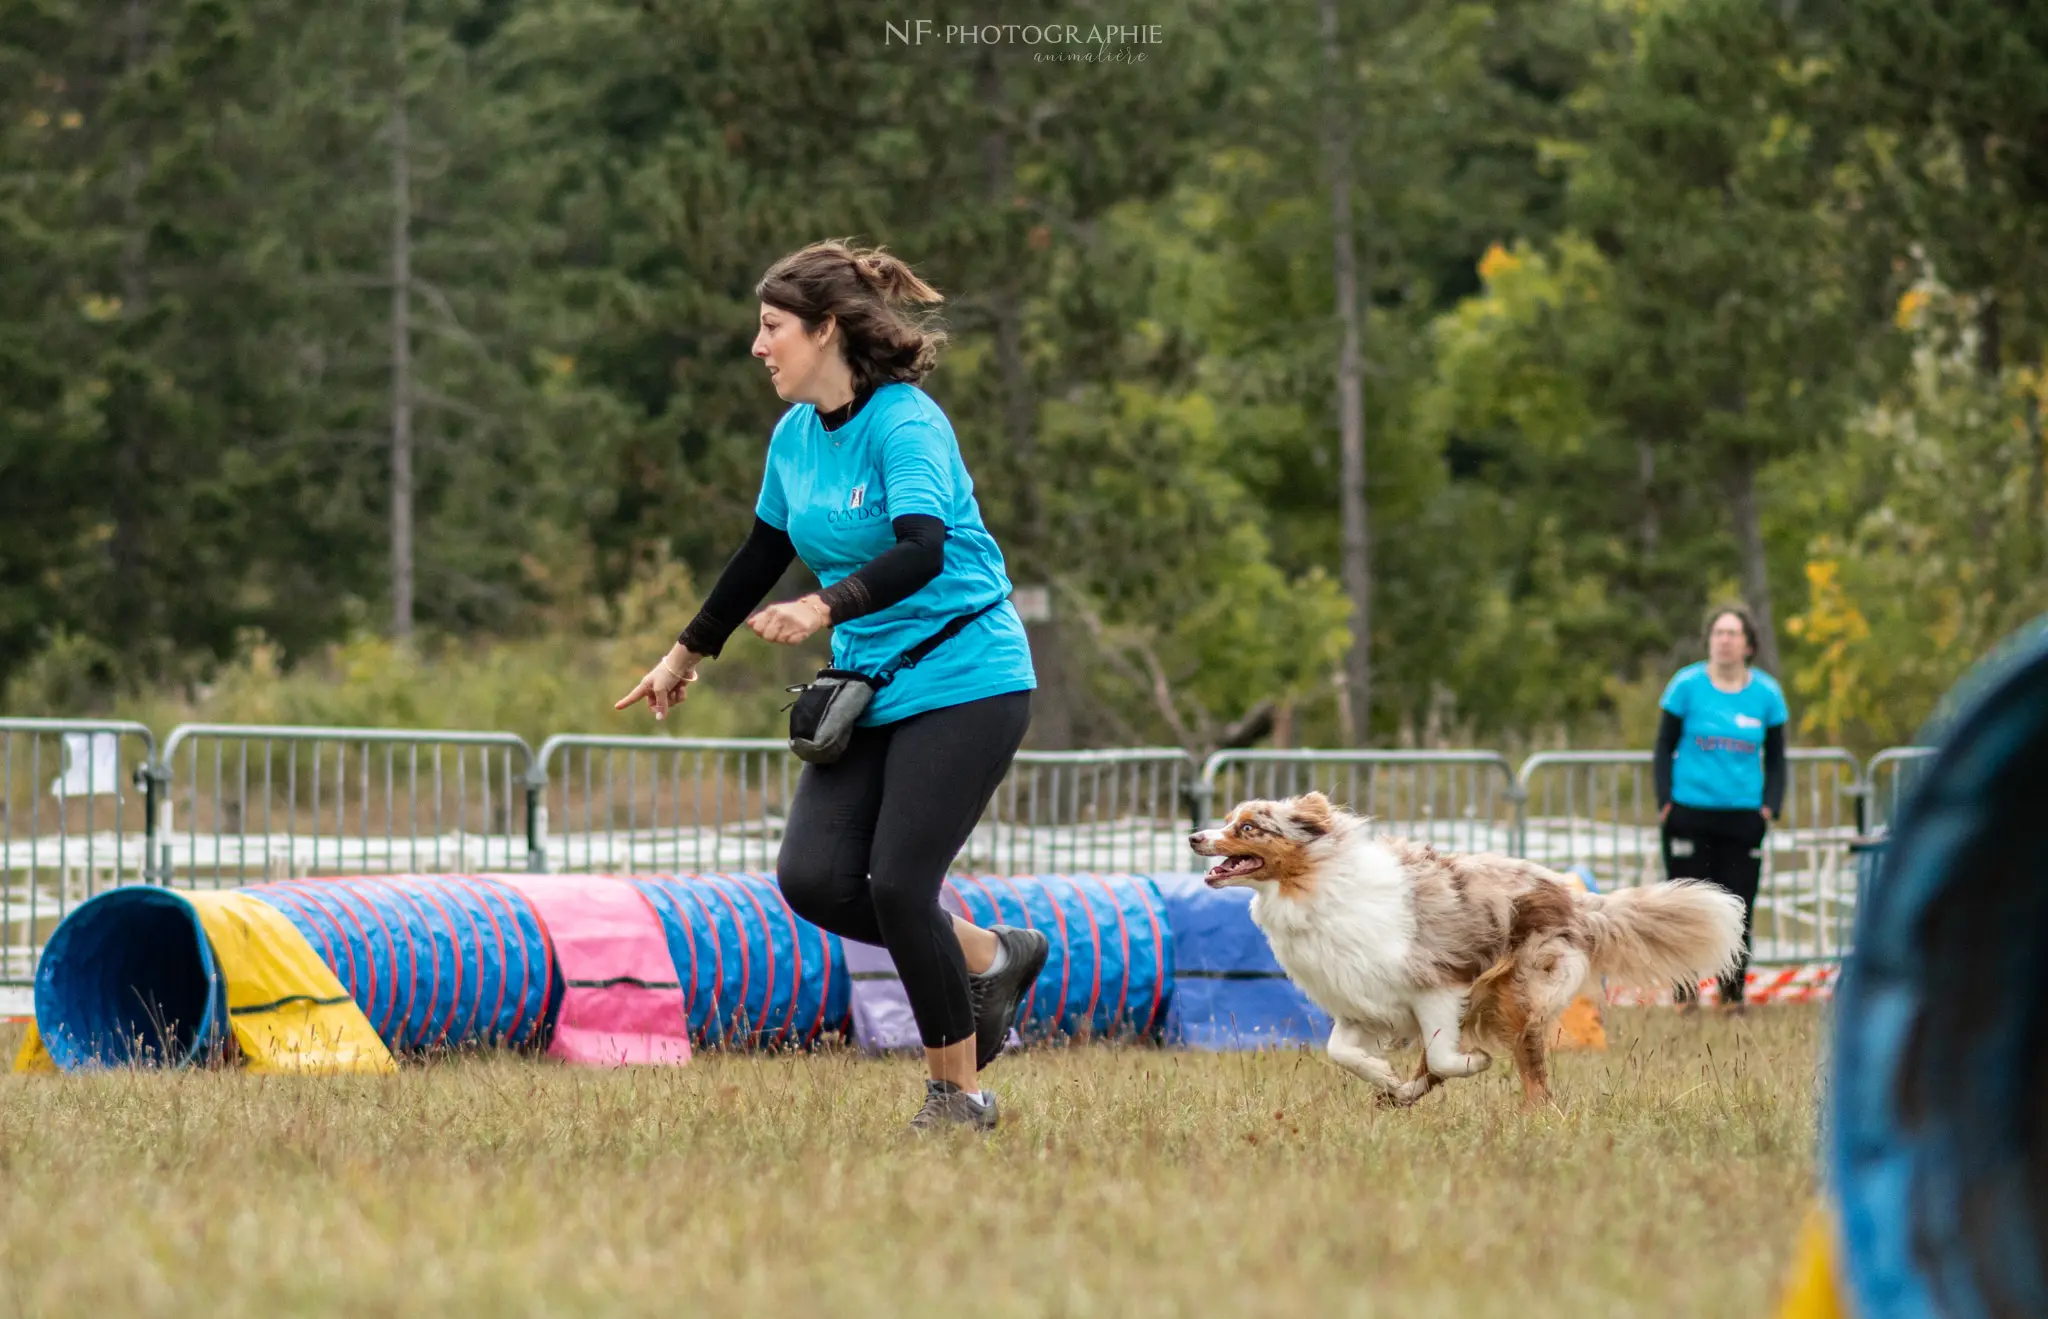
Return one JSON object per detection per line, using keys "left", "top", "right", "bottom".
{"left": 4, "top": 548, "right": 827, "bottom": 749}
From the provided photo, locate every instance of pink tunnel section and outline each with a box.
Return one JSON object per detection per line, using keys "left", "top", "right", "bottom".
{"left": 492, "top": 874, "right": 692, "bottom": 1068}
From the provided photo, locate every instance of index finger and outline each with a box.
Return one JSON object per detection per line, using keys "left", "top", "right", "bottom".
{"left": 614, "top": 680, "right": 650, "bottom": 711}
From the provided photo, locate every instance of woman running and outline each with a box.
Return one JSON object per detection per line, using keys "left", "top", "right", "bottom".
{"left": 616, "top": 239, "right": 1048, "bottom": 1132}
{"left": 1653, "top": 604, "right": 1789, "bottom": 1010}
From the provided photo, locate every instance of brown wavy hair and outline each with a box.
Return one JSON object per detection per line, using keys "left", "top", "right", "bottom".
{"left": 754, "top": 239, "right": 948, "bottom": 395}
{"left": 1703, "top": 602, "right": 1760, "bottom": 661}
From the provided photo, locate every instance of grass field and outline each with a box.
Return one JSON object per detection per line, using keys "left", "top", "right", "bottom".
{"left": 0, "top": 1007, "right": 1824, "bottom": 1318}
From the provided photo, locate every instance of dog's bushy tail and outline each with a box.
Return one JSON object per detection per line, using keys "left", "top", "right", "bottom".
{"left": 1578, "top": 881, "right": 1746, "bottom": 993}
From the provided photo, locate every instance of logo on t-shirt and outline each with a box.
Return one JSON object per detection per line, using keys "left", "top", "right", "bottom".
{"left": 1734, "top": 713, "right": 1762, "bottom": 730}
{"left": 827, "top": 480, "right": 887, "bottom": 526}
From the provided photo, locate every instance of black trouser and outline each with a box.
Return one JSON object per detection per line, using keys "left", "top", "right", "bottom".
{"left": 776, "top": 691, "right": 1032, "bottom": 1049}
{"left": 1660, "top": 803, "right": 1769, "bottom": 1004}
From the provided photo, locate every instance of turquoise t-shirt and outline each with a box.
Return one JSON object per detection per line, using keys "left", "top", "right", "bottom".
{"left": 1660, "top": 662, "right": 1789, "bottom": 810}
{"left": 755, "top": 382, "right": 1036, "bottom": 726}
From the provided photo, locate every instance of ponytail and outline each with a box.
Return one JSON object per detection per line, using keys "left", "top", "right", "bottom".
{"left": 855, "top": 250, "right": 943, "bottom": 305}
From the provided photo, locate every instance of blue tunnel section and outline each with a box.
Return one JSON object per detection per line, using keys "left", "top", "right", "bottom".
{"left": 241, "top": 876, "right": 555, "bottom": 1052}
{"left": 33, "top": 885, "right": 227, "bottom": 1070}
{"left": 629, "top": 872, "right": 847, "bottom": 1048}
{"left": 1830, "top": 616, "right": 2048, "bottom": 1319}
{"left": 1153, "top": 875, "right": 1331, "bottom": 1050}
{"left": 943, "top": 873, "right": 1175, "bottom": 1041}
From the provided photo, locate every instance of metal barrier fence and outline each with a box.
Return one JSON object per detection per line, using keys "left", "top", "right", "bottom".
{"left": 531, "top": 736, "right": 795, "bottom": 874}
{"left": 1196, "top": 750, "right": 1524, "bottom": 854}
{"left": 530, "top": 737, "right": 1200, "bottom": 876}
{"left": 156, "top": 724, "right": 536, "bottom": 888}
{"left": 0, "top": 720, "right": 157, "bottom": 985}
{"left": 980, "top": 748, "right": 1199, "bottom": 874}
{"left": 1518, "top": 748, "right": 1865, "bottom": 965}
{"left": 1865, "top": 746, "right": 1936, "bottom": 831}
{"left": 0, "top": 719, "right": 1949, "bottom": 984}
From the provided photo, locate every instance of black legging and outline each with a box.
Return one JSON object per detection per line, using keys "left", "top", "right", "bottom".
{"left": 776, "top": 691, "right": 1032, "bottom": 1049}
{"left": 1660, "top": 803, "right": 1768, "bottom": 1003}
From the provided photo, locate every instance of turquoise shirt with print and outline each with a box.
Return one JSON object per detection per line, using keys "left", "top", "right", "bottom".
{"left": 1660, "top": 662, "right": 1789, "bottom": 810}
{"left": 756, "top": 382, "right": 1036, "bottom": 726}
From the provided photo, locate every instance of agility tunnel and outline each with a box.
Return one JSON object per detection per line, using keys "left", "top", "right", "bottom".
{"left": 22, "top": 870, "right": 1180, "bottom": 1072}
{"left": 1783, "top": 615, "right": 2048, "bottom": 1319}
{"left": 30, "top": 884, "right": 399, "bottom": 1073}
{"left": 840, "top": 884, "right": 973, "bottom": 1053}
{"left": 628, "top": 873, "right": 847, "bottom": 1049}
{"left": 30, "top": 875, "right": 563, "bottom": 1072}
{"left": 242, "top": 876, "right": 555, "bottom": 1054}
{"left": 942, "top": 873, "right": 1173, "bottom": 1042}
{"left": 826, "top": 875, "right": 1178, "bottom": 1054}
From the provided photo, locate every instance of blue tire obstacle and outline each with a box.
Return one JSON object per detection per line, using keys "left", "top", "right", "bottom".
{"left": 1829, "top": 616, "right": 2048, "bottom": 1319}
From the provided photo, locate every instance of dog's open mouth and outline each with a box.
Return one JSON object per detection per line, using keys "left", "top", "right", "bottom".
{"left": 1206, "top": 854, "right": 1265, "bottom": 885}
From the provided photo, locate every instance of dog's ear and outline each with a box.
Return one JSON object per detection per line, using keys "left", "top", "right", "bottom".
{"left": 1291, "top": 791, "right": 1335, "bottom": 837}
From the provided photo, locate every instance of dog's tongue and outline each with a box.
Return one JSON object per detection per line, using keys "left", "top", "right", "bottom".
{"left": 1207, "top": 855, "right": 1260, "bottom": 881}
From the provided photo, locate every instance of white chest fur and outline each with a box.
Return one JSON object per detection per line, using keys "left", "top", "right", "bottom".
{"left": 1246, "top": 840, "right": 1418, "bottom": 1031}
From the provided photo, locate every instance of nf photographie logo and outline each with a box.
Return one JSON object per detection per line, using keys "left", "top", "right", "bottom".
{"left": 884, "top": 20, "right": 1163, "bottom": 63}
{"left": 885, "top": 20, "right": 1163, "bottom": 45}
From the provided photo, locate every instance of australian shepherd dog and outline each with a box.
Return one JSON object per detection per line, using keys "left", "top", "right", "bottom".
{"left": 1190, "top": 792, "right": 1746, "bottom": 1109}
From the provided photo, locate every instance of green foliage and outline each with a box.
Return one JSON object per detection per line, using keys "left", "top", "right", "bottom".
{"left": 1782, "top": 274, "right": 2048, "bottom": 754}
{"left": 1040, "top": 380, "right": 1353, "bottom": 750}
{"left": 4, "top": 0, "right": 2045, "bottom": 753}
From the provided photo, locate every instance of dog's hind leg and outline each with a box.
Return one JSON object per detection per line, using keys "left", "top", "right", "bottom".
{"left": 1512, "top": 1020, "right": 1552, "bottom": 1110}
{"left": 1513, "top": 944, "right": 1587, "bottom": 1111}
{"left": 1414, "top": 989, "right": 1493, "bottom": 1079}
{"left": 1326, "top": 1019, "right": 1407, "bottom": 1098}
{"left": 1391, "top": 1053, "right": 1443, "bottom": 1107}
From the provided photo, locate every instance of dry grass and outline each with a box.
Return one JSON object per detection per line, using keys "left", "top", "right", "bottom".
{"left": 0, "top": 1007, "right": 1824, "bottom": 1318}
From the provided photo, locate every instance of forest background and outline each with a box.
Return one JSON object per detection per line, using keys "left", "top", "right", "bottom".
{"left": 4, "top": 0, "right": 2044, "bottom": 762}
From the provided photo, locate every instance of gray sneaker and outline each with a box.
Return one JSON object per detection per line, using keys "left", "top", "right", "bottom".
{"left": 970, "top": 925, "right": 1050, "bottom": 1070}
{"left": 909, "top": 1079, "right": 999, "bottom": 1134}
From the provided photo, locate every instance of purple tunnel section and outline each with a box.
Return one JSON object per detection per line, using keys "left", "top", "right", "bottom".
{"left": 841, "top": 884, "right": 971, "bottom": 1054}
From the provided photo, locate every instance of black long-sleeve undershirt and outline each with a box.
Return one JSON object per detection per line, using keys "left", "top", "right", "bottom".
{"left": 1653, "top": 710, "right": 1681, "bottom": 808}
{"left": 1763, "top": 724, "right": 1786, "bottom": 817}
{"left": 674, "top": 512, "right": 948, "bottom": 656}
{"left": 676, "top": 517, "right": 797, "bottom": 659}
{"left": 1654, "top": 709, "right": 1786, "bottom": 817}
{"left": 676, "top": 381, "right": 949, "bottom": 655}
{"left": 816, "top": 514, "right": 946, "bottom": 620}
